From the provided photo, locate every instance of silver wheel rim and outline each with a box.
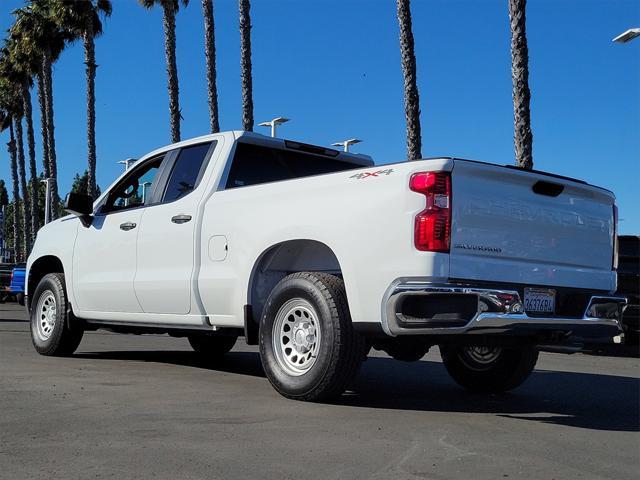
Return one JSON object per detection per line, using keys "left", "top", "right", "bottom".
{"left": 35, "top": 290, "right": 57, "bottom": 341}
{"left": 272, "top": 299, "right": 321, "bottom": 376}
{"left": 459, "top": 346, "right": 502, "bottom": 371}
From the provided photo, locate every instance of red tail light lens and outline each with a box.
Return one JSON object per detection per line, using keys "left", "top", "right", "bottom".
{"left": 410, "top": 172, "right": 451, "bottom": 252}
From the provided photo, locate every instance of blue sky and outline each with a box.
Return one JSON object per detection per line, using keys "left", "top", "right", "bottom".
{"left": 0, "top": 0, "right": 638, "bottom": 233}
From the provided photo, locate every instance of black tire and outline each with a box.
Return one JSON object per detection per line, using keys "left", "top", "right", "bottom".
{"left": 259, "top": 272, "right": 365, "bottom": 402}
{"left": 30, "top": 273, "right": 84, "bottom": 356}
{"left": 439, "top": 344, "right": 538, "bottom": 393}
{"left": 16, "top": 292, "right": 25, "bottom": 306}
{"left": 188, "top": 334, "right": 237, "bottom": 358}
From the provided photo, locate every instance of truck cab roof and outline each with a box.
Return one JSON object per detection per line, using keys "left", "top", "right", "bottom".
{"left": 139, "top": 131, "right": 374, "bottom": 169}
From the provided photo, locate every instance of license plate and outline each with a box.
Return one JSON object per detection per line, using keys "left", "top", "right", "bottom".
{"left": 524, "top": 288, "right": 556, "bottom": 314}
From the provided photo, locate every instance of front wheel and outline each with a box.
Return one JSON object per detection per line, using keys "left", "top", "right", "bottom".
{"left": 30, "top": 273, "right": 84, "bottom": 356}
{"left": 439, "top": 344, "right": 538, "bottom": 393}
{"left": 259, "top": 272, "right": 365, "bottom": 402}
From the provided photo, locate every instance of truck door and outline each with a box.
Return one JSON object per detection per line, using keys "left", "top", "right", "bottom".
{"left": 72, "top": 156, "right": 164, "bottom": 313}
{"left": 134, "top": 141, "right": 217, "bottom": 315}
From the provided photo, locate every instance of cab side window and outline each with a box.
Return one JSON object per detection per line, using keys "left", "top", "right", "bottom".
{"left": 101, "top": 157, "right": 163, "bottom": 213}
{"left": 162, "top": 142, "right": 214, "bottom": 202}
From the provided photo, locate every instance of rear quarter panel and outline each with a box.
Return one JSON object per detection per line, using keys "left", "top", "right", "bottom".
{"left": 198, "top": 159, "right": 453, "bottom": 326}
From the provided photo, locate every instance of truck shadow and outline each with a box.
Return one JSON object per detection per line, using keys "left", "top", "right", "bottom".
{"left": 348, "top": 357, "right": 639, "bottom": 433}
{"left": 75, "top": 350, "right": 638, "bottom": 433}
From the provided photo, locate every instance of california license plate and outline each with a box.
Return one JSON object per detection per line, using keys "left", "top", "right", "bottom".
{"left": 524, "top": 288, "right": 556, "bottom": 314}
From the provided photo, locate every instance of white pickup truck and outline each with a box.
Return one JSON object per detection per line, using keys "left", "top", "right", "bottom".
{"left": 26, "top": 131, "right": 626, "bottom": 401}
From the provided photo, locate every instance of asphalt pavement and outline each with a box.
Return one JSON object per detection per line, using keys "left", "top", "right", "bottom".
{"left": 1, "top": 302, "right": 638, "bottom": 480}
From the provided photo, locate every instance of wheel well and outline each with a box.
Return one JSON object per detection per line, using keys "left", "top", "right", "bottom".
{"left": 248, "top": 240, "right": 344, "bottom": 325}
{"left": 28, "top": 255, "right": 64, "bottom": 303}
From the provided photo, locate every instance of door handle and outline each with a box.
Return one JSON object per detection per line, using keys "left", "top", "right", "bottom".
{"left": 119, "top": 222, "right": 137, "bottom": 231}
{"left": 171, "top": 214, "right": 192, "bottom": 224}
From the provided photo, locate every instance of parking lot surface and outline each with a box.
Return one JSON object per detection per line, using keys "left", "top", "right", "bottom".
{"left": 1, "top": 303, "right": 638, "bottom": 479}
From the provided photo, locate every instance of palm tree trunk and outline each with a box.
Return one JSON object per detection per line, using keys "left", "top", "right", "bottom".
{"left": 202, "top": 0, "right": 220, "bottom": 133}
{"left": 43, "top": 49, "right": 60, "bottom": 219}
{"left": 239, "top": 0, "right": 254, "bottom": 132}
{"left": 162, "top": 5, "right": 181, "bottom": 143}
{"left": 508, "top": 0, "right": 533, "bottom": 169}
{"left": 84, "top": 26, "right": 98, "bottom": 199}
{"left": 21, "top": 80, "right": 39, "bottom": 241}
{"left": 7, "top": 122, "right": 20, "bottom": 263}
{"left": 37, "top": 71, "right": 50, "bottom": 180}
{"left": 14, "top": 118, "right": 31, "bottom": 258}
{"left": 396, "top": 0, "right": 422, "bottom": 161}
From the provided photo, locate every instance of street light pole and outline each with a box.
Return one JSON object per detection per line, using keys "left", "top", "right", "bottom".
{"left": 41, "top": 178, "right": 51, "bottom": 225}
{"left": 141, "top": 181, "right": 151, "bottom": 204}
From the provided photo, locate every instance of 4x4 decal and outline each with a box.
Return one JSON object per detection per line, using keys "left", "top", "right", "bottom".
{"left": 350, "top": 168, "right": 394, "bottom": 179}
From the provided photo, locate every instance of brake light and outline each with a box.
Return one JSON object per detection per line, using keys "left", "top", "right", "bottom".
{"left": 612, "top": 205, "right": 618, "bottom": 271}
{"left": 410, "top": 172, "right": 451, "bottom": 252}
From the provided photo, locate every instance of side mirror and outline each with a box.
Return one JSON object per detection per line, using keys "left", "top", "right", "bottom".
{"left": 64, "top": 193, "right": 93, "bottom": 227}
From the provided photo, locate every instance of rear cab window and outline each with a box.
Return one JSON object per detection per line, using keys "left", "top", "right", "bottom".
{"left": 225, "top": 142, "right": 360, "bottom": 189}
{"left": 162, "top": 142, "right": 215, "bottom": 202}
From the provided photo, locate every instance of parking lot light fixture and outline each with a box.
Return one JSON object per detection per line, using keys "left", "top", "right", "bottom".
{"left": 118, "top": 158, "right": 137, "bottom": 171}
{"left": 612, "top": 28, "right": 640, "bottom": 43}
{"left": 331, "top": 139, "right": 362, "bottom": 152}
{"left": 258, "top": 117, "right": 290, "bottom": 138}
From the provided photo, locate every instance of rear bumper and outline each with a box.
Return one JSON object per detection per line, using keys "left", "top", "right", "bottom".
{"left": 382, "top": 281, "right": 626, "bottom": 340}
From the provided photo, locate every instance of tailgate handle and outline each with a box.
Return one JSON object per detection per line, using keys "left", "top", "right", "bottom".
{"left": 532, "top": 181, "right": 564, "bottom": 197}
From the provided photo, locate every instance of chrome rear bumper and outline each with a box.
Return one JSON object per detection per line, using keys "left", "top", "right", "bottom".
{"left": 382, "top": 281, "right": 627, "bottom": 339}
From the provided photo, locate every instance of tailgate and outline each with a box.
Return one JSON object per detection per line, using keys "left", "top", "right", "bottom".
{"left": 449, "top": 160, "right": 616, "bottom": 291}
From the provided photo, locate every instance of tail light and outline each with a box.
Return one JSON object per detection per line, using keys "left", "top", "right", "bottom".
{"left": 410, "top": 171, "right": 451, "bottom": 252}
{"left": 612, "top": 205, "right": 618, "bottom": 271}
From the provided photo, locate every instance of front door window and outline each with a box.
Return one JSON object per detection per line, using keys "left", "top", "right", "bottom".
{"left": 101, "top": 157, "right": 163, "bottom": 213}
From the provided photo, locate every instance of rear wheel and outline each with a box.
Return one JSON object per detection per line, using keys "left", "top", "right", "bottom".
{"left": 259, "top": 272, "right": 365, "bottom": 402}
{"left": 16, "top": 292, "right": 25, "bottom": 306}
{"left": 30, "top": 273, "right": 83, "bottom": 356}
{"left": 188, "top": 334, "right": 237, "bottom": 358}
{"left": 439, "top": 344, "right": 538, "bottom": 393}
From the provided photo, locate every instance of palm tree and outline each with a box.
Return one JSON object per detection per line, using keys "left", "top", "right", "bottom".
{"left": 5, "top": 122, "right": 20, "bottom": 262}
{"left": 139, "top": 0, "right": 189, "bottom": 143}
{"left": 508, "top": 0, "right": 533, "bottom": 169}
{"left": 201, "top": 0, "right": 219, "bottom": 133}
{"left": 0, "top": 58, "right": 31, "bottom": 256}
{"left": 238, "top": 0, "right": 253, "bottom": 132}
{"left": 0, "top": 91, "right": 21, "bottom": 262}
{"left": 11, "top": 1, "right": 68, "bottom": 220}
{"left": 52, "top": 0, "right": 113, "bottom": 199}
{"left": 396, "top": 0, "right": 422, "bottom": 161}
{"left": 6, "top": 37, "right": 40, "bottom": 241}
{"left": 14, "top": 115, "right": 31, "bottom": 256}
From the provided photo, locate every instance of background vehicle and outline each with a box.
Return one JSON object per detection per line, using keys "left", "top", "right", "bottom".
{"left": 0, "top": 263, "right": 15, "bottom": 303}
{"left": 25, "top": 131, "right": 626, "bottom": 401}
{"left": 617, "top": 235, "right": 639, "bottom": 344}
{"left": 9, "top": 265, "right": 26, "bottom": 306}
